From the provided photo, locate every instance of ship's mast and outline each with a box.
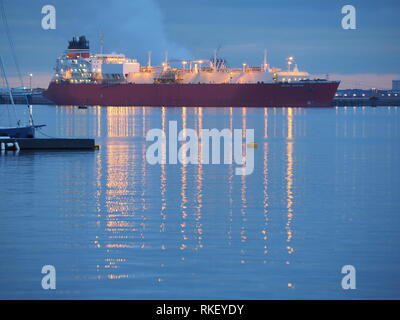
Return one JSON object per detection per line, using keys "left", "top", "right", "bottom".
{"left": 287, "top": 56, "right": 294, "bottom": 72}
{"left": 148, "top": 51, "right": 152, "bottom": 67}
{"left": 0, "top": 0, "right": 37, "bottom": 128}
{"left": 99, "top": 32, "right": 104, "bottom": 54}
{"left": 213, "top": 49, "right": 217, "bottom": 72}
{"left": 164, "top": 51, "right": 168, "bottom": 69}
{"left": 263, "top": 49, "right": 268, "bottom": 72}
{"left": 0, "top": 55, "right": 18, "bottom": 126}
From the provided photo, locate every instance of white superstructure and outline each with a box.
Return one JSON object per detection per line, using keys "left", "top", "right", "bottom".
{"left": 52, "top": 36, "right": 311, "bottom": 85}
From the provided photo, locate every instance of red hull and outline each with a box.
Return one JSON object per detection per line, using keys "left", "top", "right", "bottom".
{"left": 45, "top": 81, "right": 339, "bottom": 107}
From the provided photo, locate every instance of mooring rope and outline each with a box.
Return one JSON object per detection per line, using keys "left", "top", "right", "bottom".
{"left": 37, "top": 126, "right": 56, "bottom": 139}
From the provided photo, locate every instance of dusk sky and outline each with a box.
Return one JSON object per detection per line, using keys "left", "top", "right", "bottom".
{"left": 0, "top": 0, "right": 399, "bottom": 88}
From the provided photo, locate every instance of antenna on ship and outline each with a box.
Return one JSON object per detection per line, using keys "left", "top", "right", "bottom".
{"left": 213, "top": 49, "right": 217, "bottom": 72}
{"left": 147, "top": 51, "right": 152, "bottom": 67}
{"left": 164, "top": 51, "right": 168, "bottom": 69}
{"left": 287, "top": 56, "right": 294, "bottom": 72}
{"left": 263, "top": 49, "right": 268, "bottom": 72}
{"left": 99, "top": 31, "right": 104, "bottom": 54}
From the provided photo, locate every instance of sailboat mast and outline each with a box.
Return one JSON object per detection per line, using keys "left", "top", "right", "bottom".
{"left": 28, "top": 105, "right": 33, "bottom": 126}
{"left": 0, "top": 56, "right": 15, "bottom": 105}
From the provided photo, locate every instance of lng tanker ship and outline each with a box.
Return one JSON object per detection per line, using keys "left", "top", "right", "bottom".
{"left": 45, "top": 36, "right": 339, "bottom": 107}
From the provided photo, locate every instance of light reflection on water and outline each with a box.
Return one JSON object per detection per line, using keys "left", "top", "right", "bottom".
{"left": 0, "top": 105, "right": 400, "bottom": 299}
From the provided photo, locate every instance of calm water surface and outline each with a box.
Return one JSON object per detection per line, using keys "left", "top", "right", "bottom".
{"left": 0, "top": 105, "right": 399, "bottom": 299}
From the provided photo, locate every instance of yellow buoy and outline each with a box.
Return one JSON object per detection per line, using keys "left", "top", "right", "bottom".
{"left": 247, "top": 142, "right": 258, "bottom": 149}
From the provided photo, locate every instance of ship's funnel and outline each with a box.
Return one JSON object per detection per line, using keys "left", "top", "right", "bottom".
{"left": 67, "top": 36, "right": 90, "bottom": 59}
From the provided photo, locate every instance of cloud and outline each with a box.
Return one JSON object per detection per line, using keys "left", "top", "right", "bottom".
{"left": 74, "top": 0, "right": 193, "bottom": 63}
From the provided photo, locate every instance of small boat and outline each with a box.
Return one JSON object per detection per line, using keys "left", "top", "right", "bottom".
{"left": 0, "top": 124, "right": 46, "bottom": 138}
{"left": 0, "top": 57, "right": 46, "bottom": 138}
